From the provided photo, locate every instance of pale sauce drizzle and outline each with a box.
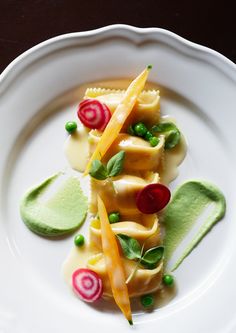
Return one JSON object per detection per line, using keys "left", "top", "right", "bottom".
{"left": 63, "top": 244, "right": 93, "bottom": 286}
{"left": 64, "top": 126, "right": 89, "bottom": 172}
{"left": 158, "top": 116, "right": 187, "bottom": 185}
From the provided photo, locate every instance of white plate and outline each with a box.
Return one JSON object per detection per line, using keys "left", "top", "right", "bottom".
{"left": 0, "top": 25, "right": 236, "bottom": 333}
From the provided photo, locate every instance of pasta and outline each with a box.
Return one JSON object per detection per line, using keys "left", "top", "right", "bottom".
{"left": 89, "top": 215, "right": 160, "bottom": 251}
{"left": 89, "top": 131, "right": 165, "bottom": 172}
{"left": 87, "top": 253, "right": 163, "bottom": 297}
{"left": 90, "top": 173, "right": 159, "bottom": 214}
{"left": 63, "top": 67, "right": 187, "bottom": 323}
{"left": 77, "top": 83, "right": 166, "bottom": 299}
{"left": 85, "top": 88, "right": 160, "bottom": 129}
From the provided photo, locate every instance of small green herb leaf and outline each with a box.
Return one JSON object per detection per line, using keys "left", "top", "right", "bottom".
{"left": 151, "top": 122, "right": 176, "bottom": 133}
{"left": 141, "top": 246, "right": 164, "bottom": 268}
{"left": 107, "top": 151, "right": 125, "bottom": 177}
{"left": 151, "top": 122, "right": 181, "bottom": 150}
{"left": 164, "top": 129, "right": 180, "bottom": 149}
{"left": 89, "top": 160, "right": 108, "bottom": 180}
{"left": 116, "top": 234, "right": 142, "bottom": 260}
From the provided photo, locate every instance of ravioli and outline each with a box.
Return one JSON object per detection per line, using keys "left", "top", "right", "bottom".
{"left": 89, "top": 131, "right": 165, "bottom": 173}
{"left": 85, "top": 88, "right": 160, "bottom": 129}
{"left": 82, "top": 86, "right": 171, "bottom": 299}
{"left": 63, "top": 77, "right": 186, "bottom": 312}
{"left": 90, "top": 173, "right": 159, "bottom": 215}
{"left": 89, "top": 215, "right": 160, "bottom": 251}
{"left": 87, "top": 253, "right": 163, "bottom": 297}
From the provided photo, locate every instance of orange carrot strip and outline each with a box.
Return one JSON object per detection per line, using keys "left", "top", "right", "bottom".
{"left": 97, "top": 195, "right": 133, "bottom": 325}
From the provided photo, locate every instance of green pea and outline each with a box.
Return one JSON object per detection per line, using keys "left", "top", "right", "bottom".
{"left": 133, "top": 122, "right": 148, "bottom": 137}
{"left": 163, "top": 274, "right": 174, "bottom": 286}
{"left": 74, "top": 234, "right": 85, "bottom": 246}
{"left": 127, "top": 125, "right": 135, "bottom": 135}
{"left": 65, "top": 121, "right": 77, "bottom": 134}
{"left": 144, "top": 131, "right": 153, "bottom": 141}
{"left": 149, "top": 136, "right": 160, "bottom": 147}
{"left": 108, "top": 212, "right": 120, "bottom": 223}
{"left": 140, "top": 294, "right": 154, "bottom": 308}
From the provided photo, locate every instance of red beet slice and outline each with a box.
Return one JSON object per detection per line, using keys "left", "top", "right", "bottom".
{"left": 77, "top": 99, "right": 111, "bottom": 131}
{"left": 72, "top": 268, "right": 103, "bottom": 302}
{"left": 136, "top": 183, "right": 171, "bottom": 214}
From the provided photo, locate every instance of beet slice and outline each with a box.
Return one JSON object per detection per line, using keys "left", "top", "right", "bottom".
{"left": 136, "top": 183, "right": 171, "bottom": 214}
{"left": 72, "top": 268, "right": 103, "bottom": 302}
{"left": 77, "top": 99, "right": 111, "bottom": 131}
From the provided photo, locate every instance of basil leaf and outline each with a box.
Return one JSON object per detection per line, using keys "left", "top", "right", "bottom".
{"left": 164, "top": 129, "right": 180, "bottom": 150}
{"left": 89, "top": 160, "right": 108, "bottom": 180}
{"left": 151, "top": 122, "right": 181, "bottom": 150}
{"left": 141, "top": 246, "right": 164, "bottom": 268}
{"left": 151, "top": 122, "right": 176, "bottom": 133}
{"left": 116, "top": 234, "right": 142, "bottom": 260}
{"left": 107, "top": 151, "right": 125, "bottom": 177}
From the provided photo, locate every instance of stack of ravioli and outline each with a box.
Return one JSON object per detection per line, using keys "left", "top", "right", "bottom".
{"left": 83, "top": 87, "right": 164, "bottom": 297}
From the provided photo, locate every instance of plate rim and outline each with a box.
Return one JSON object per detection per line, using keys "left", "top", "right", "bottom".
{"left": 0, "top": 24, "right": 236, "bottom": 92}
{"left": 1, "top": 24, "right": 236, "bottom": 333}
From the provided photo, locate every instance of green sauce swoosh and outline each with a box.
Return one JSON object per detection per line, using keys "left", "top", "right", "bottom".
{"left": 20, "top": 173, "right": 88, "bottom": 237}
{"left": 163, "top": 180, "right": 226, "bottom": 271}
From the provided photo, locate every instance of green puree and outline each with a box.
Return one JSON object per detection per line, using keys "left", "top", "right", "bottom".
{"left": 163, "top": 180, "right": 226, "bottom": 271}
{"left": 20, "top": 174, "right": 88, "bottom": 237}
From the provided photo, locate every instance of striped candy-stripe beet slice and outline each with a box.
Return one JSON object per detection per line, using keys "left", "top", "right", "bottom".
{"left": 77, "top": 99, "right": 111, "bottom": 131}
{"left": 72, "top": 268, "right": 103, "bottom": 302}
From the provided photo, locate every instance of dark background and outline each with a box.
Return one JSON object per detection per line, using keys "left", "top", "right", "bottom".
{"left": 0, "top": 0, "right": 235, "bottom": 73}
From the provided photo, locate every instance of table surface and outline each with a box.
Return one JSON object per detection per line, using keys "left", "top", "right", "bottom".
{"left": 0, "top": 0, "right": 235, "bottom": 73}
